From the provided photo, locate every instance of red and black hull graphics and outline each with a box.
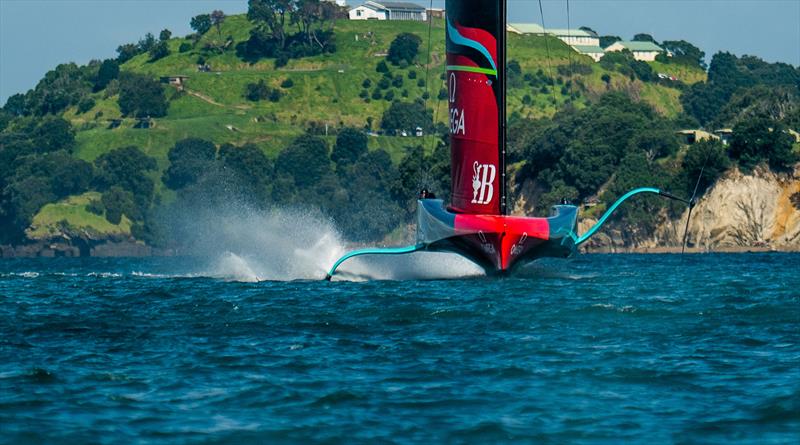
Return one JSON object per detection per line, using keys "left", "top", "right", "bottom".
{"left": 417, "top": 200, "right": 579, "bottom": 273}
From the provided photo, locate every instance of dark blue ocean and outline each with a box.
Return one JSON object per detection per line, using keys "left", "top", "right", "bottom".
{"left": 1, "top": 253, "right": 799, "bottom": 444}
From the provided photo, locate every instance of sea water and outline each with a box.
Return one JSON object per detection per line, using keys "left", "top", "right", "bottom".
{"left": 1, "top": 253, "right": 798, "bottom": 443}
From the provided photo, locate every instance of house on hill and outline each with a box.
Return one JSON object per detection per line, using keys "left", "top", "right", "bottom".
{"left": 677, "top": 129, "right": 719, "bottom": 145}
{"left": 572, "top": 45, "right": 605, "bottom": 62}
{"left": 508, "top": 23, "right": 604, "bottom": 61}
{"left": 507, "top": 23, "right": 599, "bottom": 46}
{"left": 159, "top": 75, "right": 190, "bottom": 91}
{"left": 348, "top": 2, "right": 427, "bottom": 21}
{"left": 426, "top": 8, "right": 445, "bottom": 19}
{"left": 604, "top": 41, "right": 665, "bottom": 61}
{"left": 507, "top": 23, "right": 547, "bottom": 35}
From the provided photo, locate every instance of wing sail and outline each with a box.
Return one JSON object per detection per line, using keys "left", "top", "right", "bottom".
{"left": 445, "top": 0, "right": 506, "bottom": 215}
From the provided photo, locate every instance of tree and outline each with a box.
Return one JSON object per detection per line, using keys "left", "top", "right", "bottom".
{"left": 3, "top": 93, "right": 27, "bottom": 116}
{"left": 159, "top": 29, "right": 172, "bottom": 41}
{"left": 24, "top": 63, "right": 92, "bottom": 116}
{"left": 387, "top": 32, "right": 422, "bottom": 66}
{"left": 334, "top": 149, "right": 402, "bottom": 241}
{"left": 632, "top": 33, "right": 657, "bottom": 43}
{"left": 116, "top": 43, "right": 140, "bottom": 63}
{"left": 244, "top": 80, "right": 277, "bottom": 101}
{"left": 149, "top": 40, "right": 170, "bottom": 61}
{"left": 138, "top": 33, "right": 157, "bottom": 52}
{"left": 380, "top": 101, "right": 433, "bottom": 134}
{"left": 94, "top": 59, "right": 119, "bottom": 91}
{"left": 680, "top": 140, "right": 729, "bottom": 197}
{"left": 599, "top": 35, "right": 621, "bottom": 48}
{"left": 101, "top": 186, "right": 138, "bottom": 224}
{"left": 163, "top": 138, "right": 217, "bottom": 190}
{"left": 601, "top": 151, "right": 667, "bottom": 233}
{"left": 247, "top": 0, "right": 294, "bottom": 51}
{"left": 660, "top": 40, "right": 705, "bottom": 68}
{"left": 191, "top": 14, "right": 212, "bottom": 35}
{"left": 629, "top": 126, "right": 679, "bottom": 160}
{"left": 730, "top": 118, "right": 797, "bottom": 171}
{"left": 94, "top": 145, "right": 157, "bottom": 212}
{"left": 332, "top": 128, "right": 368, "bottom": 166}
{"left": 117, "top": 72, "right": 168, "bottom": 118}
{"left": 275, "top": 134, "right": 331, "bottom": 189}
{"left": 32, "top": 116, "right": 75, "bottom": 153}
{"left": 211, "top": 10, "right": 226, "bottom": 37}
{"left": 681, "top": 52, "right": 755, "bottom": 125}
{"left": 218, "top": 143, "right": 274, "bottom": 204}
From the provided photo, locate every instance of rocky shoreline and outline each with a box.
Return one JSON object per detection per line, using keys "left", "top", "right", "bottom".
{"left": 0, "top": 241, "right": 175, "bottom": 258}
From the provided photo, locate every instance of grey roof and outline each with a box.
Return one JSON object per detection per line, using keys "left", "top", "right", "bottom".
{"left": 374, "top": 1, "right": 426, "bottom": 10}
{"left": 572, "top": 45, "right": 604, "bottom": 54}
{"left": 612, "top": 41, "right": 664, "bottom": 52}
{"left": 508, "top": 23, "right": 546, "bottom": 34}
{"left": 508, "top": 23, "right": 598, "bottom": 38}
{"left": 547, "top": 28, "right": 597, "bottom": 38}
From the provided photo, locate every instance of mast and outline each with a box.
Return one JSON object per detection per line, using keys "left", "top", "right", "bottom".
{"left": 498, "top": 0, "right": 507, "bottom": 215}
{"left": 445, "top": 0, "right": 505, "bottom": 215}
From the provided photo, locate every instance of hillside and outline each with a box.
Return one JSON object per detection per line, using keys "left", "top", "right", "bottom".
{"left": 4, "top": 9, "right": 798, "bottom": 255}
{"left": 70, "top": 16, "right": 704, "bottom": 165}
{"left": 41, "top": 17, "right": 706, "bottom": 244}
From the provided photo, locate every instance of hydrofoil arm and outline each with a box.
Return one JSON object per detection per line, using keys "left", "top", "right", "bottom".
{"left": 325, "top": 244, "right": 424, "bottom": 281}
{"left": 575, "top": 187, "right": 692, "bottom": 246}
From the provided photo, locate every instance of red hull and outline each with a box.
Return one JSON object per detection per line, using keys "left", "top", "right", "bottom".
{"left": 417, "top": 200, "right": 578, "bottom": 273}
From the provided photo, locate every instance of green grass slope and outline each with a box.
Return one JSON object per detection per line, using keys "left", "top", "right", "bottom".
{"left": 69, "top": 16, "right": 705, "bottom": 167}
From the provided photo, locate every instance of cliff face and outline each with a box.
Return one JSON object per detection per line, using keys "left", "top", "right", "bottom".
{"left": 516, "top": 165, "right": 800, "bottom": 252}
{"left": 666, "top": 166, "right": 800, "bottom": 250}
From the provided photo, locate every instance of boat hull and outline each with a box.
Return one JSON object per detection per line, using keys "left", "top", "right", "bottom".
{"left": 417, "top": 199, "right": 579, "bottom": 273}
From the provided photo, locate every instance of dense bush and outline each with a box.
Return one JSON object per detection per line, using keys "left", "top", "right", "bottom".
{"left": 332, "top": 128, "right": 368, "bottom": 166}
{"left": 387, "top": 33, "right": 422, "bottom": 66}
{"left": 245, "top": 80, "right": 281, "bottom": 102}
{"left": 380, "top": 100, "right": 433, "bottom": 134}
{"left": 117, "top": 73, "right": 168, "bottom": 117}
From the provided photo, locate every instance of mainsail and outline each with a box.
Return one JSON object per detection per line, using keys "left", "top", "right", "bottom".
{"left": 446, "top": 0, "right": 506, "bottom": 215}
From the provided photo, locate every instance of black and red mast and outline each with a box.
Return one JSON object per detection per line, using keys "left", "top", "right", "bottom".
{"left": 445, "top": 0, "right": 507, "bottom": 215}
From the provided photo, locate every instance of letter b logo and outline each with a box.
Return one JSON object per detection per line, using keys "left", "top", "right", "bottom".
{"left": 471, "top": 162, "right": 496, "bottom": 205}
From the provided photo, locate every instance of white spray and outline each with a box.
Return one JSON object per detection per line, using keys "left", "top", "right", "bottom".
{"left": 168, "top": 204, "right": 481, "bottom": 282}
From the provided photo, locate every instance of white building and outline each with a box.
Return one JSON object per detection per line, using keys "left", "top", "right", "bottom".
{"left": 572, "top": 45, "right": 605, "bottom": 62}
{"left": 547, "top": 28, "right": 600, "bottom": 47}
{"left": 508, "top": 23, "right": 604, "bottom": 61}
{"left": 348, "top": 1, "right": 427, "bottom": 21}
{"left": 508, "top": 23, "right": 599, "bottom": 47}
{"left": 604, "top": 41, "right": 665, "bottom": 62}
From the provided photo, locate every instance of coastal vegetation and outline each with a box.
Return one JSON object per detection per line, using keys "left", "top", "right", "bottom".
{"left": 1, "top": 1, "right": 798, "bottom": 252}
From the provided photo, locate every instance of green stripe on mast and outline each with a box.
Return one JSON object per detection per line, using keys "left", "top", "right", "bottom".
{"left": 446, "top": 65, "right": 498, "bottom": 76}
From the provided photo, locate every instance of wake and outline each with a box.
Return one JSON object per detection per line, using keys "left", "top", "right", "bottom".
{"left": 171, "top": 206, "right": 482, "bottom": 282}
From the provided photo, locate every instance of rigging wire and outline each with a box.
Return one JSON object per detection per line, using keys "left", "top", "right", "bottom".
{"left": 566, "top": 0, "right": 574, "bottom": 78}
{"left": 421, "top": 0, "right": 439, "bottom": 193}
{"left": 681, "top": 146, "right": 712, "bottom": 253}
{"left": 537, "top": 0, "right": 559, "bottom": 106}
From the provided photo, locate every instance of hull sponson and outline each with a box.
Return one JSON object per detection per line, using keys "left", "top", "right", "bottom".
{"left": 417, "top": 200, "right": 579, "bottom": 273}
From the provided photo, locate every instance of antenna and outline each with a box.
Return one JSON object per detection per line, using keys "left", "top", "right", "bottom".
{"left": 681, "top": 152, "right": 709, "bottom": 253}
